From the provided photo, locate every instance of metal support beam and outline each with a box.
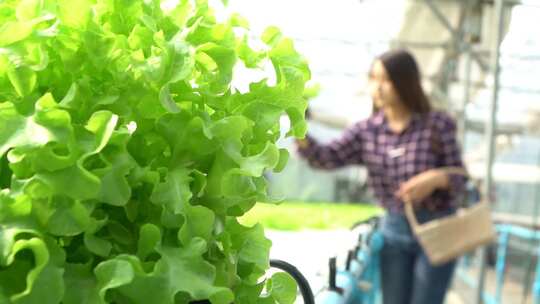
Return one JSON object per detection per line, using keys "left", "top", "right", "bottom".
{"left": 457, "top": 0, "right": 477, "bottom": 146}
{"left": 458, "top": 51, "right": 473, "bottom": 146}
{"left": 391, "top": 40, "right": 452, "bottom": 49}
{"left": 424, "top": 0, "right": 490, "bottom": 72}
{"left": 475, "top": 0, "right": 505, "bottom": 302}
{"left": 482, "top": 0, "right": 540, "bottom": 7}
{"left": 408, "top": 0, "right": 536, "bottom": 7}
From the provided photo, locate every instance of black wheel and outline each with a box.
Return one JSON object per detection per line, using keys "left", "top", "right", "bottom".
{"left": 269, "top": 259, "right": 315, "bottom": 304}
{"left": 189, "top": 260, "right": 314, "bottom": 304}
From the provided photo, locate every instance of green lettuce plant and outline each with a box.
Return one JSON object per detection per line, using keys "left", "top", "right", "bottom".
{"left": 0, "top": 0, "right": 310, "bottom": 303}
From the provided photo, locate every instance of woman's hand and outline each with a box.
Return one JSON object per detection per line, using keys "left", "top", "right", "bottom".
{"left": 395, "top": 169, "right": 448, "bottom": 205}
{"left": 295, "top": 138, "right": 310, "bottom": 149}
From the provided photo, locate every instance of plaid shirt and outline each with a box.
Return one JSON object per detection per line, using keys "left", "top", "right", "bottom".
{"left": 297, "top": 111, "right": 467, "bottom": 212}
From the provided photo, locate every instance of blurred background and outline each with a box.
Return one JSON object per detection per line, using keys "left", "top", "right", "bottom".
{"left": 220, "top": 0, "right": 540, "bottom": 303}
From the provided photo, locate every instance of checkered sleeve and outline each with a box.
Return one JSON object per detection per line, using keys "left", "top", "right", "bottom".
{"left": 434, "top": 113, "right": 468, "bottom": 194}
{"left": 296, "top": 123, "right": 364, "bottom": 170}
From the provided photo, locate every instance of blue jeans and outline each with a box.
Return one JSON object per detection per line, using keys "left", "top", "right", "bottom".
{"left": 379, "top": 209, "right": 456, "bottom": 304}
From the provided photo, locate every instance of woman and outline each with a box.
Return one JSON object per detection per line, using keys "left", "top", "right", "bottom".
{"left": 296, "top": 49, "right": 467, "bottom": 304}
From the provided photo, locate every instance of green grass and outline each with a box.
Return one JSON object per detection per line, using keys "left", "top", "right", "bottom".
{"left": 239, "top": 201, "right": 384, "bottom": 231}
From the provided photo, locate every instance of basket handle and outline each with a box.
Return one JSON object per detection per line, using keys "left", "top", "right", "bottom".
{"left": 404, "top": 201, "right": 420, "bottom": 231}
{"left": 403, "top": 166, "right": 469, "bottom": 231}
{"left": 440, "top": 166, "right": 469, "bottom": 178}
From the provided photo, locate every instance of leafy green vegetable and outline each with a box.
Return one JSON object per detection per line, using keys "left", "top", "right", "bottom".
{"left": 0, "top": 0, "right": 310, "bottom": 303}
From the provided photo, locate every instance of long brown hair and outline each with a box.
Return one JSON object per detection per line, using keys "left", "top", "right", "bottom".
{"left": 373, "top": 49, "right": 431, "bottom": 114}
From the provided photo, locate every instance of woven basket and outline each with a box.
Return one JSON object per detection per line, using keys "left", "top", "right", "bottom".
{"left": 405, "top": 201, "right": 496, "bottom": 266}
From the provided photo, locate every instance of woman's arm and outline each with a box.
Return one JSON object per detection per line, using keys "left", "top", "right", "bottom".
{"left": 396, "top": 113, "right": 467, "bottom": 203}
{"left": 296, "top": 123, "right": 365, "bottom": 170}
{"left": 431, "top": 114, "right": 468, "bottom": 192}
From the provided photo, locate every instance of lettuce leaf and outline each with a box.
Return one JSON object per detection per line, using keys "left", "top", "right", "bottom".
{"left": 0, "top": 0, "right": 309, "bottom": 303}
